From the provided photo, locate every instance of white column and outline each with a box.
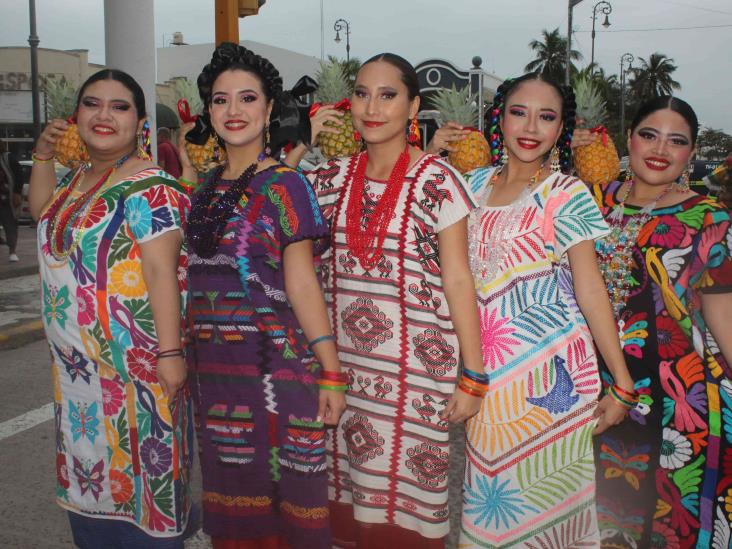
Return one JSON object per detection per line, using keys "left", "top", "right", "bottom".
{"left": 103, "top": 0, "right": 157, "bottom": 159}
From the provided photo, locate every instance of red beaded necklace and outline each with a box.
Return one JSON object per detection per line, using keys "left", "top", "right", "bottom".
{"left": 345, "top": 144, "right": 411, "bottom": 270}
{"left": 44, "top": 152, "right": 132, "bottom": 261}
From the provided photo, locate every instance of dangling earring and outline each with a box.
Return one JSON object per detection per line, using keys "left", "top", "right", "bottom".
{"left": 407, "top": 118, "right": 421, "bottom": 147}
{"left": 549, "top": 146, "right": 561, "bottom": 173}
{"left": 137, "top": 120, "right": 151, "bottom": 160}
{"left": 263, "top": 125, "right": 272, "bottom": 157}
{"left": 675, "top": 158, "right": 693, "bottom": 192}
{"left": 212, "top": 130, "right": 222, "bottom": 163}
{"left": 500, "top": 147, "right": 509, "bottom": 166}
{"left": 625, "top": 165, "right": 634, "bottom": 182}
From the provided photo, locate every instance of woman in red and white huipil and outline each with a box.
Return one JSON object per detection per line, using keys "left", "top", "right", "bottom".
{"left": 288, "top": 53, "right": 486, "bottom": 548}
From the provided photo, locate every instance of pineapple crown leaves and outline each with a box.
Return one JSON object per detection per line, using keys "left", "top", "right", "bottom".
{"left": 315, "top": 60, "right": 352, "bottom": 103}
{"left": 429, "top": 85, "right": 479, "bottom": 127}
{"left": 44, "top": 76, "right": 78, "bottom": 120}
{"left": 173, "top": 78, "right": 203, "bottom": 115}
{"left": 572, "top": 75, "right": 607, "bottom": 128}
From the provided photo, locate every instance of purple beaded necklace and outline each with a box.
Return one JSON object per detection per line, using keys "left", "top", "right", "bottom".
{"left": 188, "top": 155, "right": 266, "bottom": 258}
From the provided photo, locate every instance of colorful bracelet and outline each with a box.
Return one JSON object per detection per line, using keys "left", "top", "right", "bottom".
{"left": 320, "top": 370, "right": 348, "bottom": 383}
{"left": 458, "top": 383, "right": 486, "bottom": 398}
{"left": 608, "top": 384, "right": 638, "bottom": 409}
{"left": 308, "top": 334, "right": 336, "bottom": 350}
{"left": 462, "top": 368, "right": 489, "bottom": 385}
{"left": 317, "top": 379, "right": 348, "bottom": 391}
{"left": 178, "top": 177, "right": 198, "bottom": 193}
{"left": 32, "top": 150, "right": 54, "bottom": 163}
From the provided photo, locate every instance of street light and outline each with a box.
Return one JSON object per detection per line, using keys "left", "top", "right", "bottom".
{"left": 620, "top": 52, "right": 634, "bottom": 139}
{"left": 333, "top": 18, "right": 351, "bottom": 63}
{"left": 566, "top": 0, "right": 584, "bottom": 85}
{"left": 28, "top": 0, "right": 42, "bottom": 140}
{"left": 591, "top": 1, "right": 612, "bottom": 68}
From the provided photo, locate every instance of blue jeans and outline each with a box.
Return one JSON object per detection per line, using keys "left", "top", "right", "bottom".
{"left": 67, "top": 511, "right": 188, "bottom": 549}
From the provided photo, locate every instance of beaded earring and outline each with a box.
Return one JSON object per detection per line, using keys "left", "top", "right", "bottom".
{"left": 674, "top": 157, "right": 693, "bottom": 192}
{"left": 549, "top": 146, "right": 560, "bottom": 173}
{"left": 137, "top": 120, "right": 152, "bottom": 160}
{"left": 625, "top": 165, "right": 634, "bottom": 182}
{"left": 212, "top": 130, "right": 223, "bottom": 163}
{"left": 407, "top": 118, "right": 421, "bottom": 147}
{"left": 500, "top": 147, "right": 509, "bottom": 166}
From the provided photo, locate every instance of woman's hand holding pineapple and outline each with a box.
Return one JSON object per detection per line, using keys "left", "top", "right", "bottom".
{"left": 177, "top": 121, "right": 196, "bottom": 181}
{"left": 309, "top": 104, "right": 344, "bottom": 146}
{"left": 426, "top": 121, "right": 471, "bottom": 154}
{"left": 570, "top": 127, "right": 598, "bottom": 149}
{"left": 36, "top": 118, "right": 71, "bottom": 158}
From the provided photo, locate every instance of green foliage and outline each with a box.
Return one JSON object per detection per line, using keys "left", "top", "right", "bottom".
{"left": 698, "top": 128, "right": 732, "bottom": 160}
{"left": 573, "top": 74, "right": 607, "bottom": 128}
{"left": 327, "top": 55, "right": 361, "bottom": 90}
{"left": 525, "top": 28, "right": 582, "bottom": 83}
{"left": 44, "top": 77, "right": 78, "bottom": 120}
{"left": 628, "top": 53, "right": 681, "bottom": 102}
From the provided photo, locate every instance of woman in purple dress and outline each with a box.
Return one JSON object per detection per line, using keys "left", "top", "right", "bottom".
{"left": 180, "top": 43, "right": 346, "bottom": 549}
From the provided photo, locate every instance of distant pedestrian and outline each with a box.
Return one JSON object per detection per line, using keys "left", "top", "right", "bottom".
{"left": 157, "top": 127, "right": 182, "bottom": 179}
{"left": 0, "top": 141, "right": 22, "bottom": 262}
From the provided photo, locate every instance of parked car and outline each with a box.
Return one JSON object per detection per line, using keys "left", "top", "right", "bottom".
{"left": 17, "top": 160, "right": 70, "bottom": 224}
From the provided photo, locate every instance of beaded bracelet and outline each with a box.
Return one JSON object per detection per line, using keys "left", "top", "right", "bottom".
{"left": 308, "top": 334, "right": 336, "bottom": 351}
{"left": 32, "top": 150, "right": 54, "bottom": 163}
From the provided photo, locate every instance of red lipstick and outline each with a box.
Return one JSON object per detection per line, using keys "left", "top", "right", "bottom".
{"left": 517, "top": 138, "right": 540, "bottom": 150}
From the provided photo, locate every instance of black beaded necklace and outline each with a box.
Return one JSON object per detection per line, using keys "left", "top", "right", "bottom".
{"left": 188, "top": 161, "right": 259, "bottom": 258}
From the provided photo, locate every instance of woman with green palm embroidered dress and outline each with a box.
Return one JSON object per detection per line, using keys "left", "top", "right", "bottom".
{"left": 459, "top": 72, "right": 634, "bottom": 548}
{"left": 592, "top": 96, "right": 732, "bottom": 548}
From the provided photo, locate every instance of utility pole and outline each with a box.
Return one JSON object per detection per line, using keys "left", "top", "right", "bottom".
{"left": 620, "top": 53, "right": 634, "bottom": 139}
{"left": 28, "top": 0, "right": 41, "bottom": 139}
{"left": 215, "top": 0, "right": 265, "bottom": 45}
{"left": 566, "top": 0, "right": 584, "bottom": 85}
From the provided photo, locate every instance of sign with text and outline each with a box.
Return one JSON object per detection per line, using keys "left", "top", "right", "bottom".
{"left": 0, "top": 90, "right": 46, "bottom": 124}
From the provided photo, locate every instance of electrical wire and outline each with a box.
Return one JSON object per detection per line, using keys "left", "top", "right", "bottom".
{"left": 576, "top": 23, "right": 732, "bottom": 33}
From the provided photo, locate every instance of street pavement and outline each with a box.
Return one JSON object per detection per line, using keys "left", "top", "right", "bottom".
{"left": 0, "top": 225, "right": 467, "bottom": 548}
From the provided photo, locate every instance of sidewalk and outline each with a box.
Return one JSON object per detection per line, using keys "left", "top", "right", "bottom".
{"left": 0, "top": 225, "right": 43, "bottom": 350}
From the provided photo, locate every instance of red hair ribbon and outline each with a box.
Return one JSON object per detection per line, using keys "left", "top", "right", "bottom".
{"left": 177, "top": 99, "right": 198, "bottom": 123}
{"left": 590, "top": 125, "right": 610, "bottom": 146}
{"left": 309, "top": 98, "right": 352, "bottom": 118}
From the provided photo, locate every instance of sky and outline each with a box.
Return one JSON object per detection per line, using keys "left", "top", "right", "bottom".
{"left": 2, "top": 0, "right": 731, "bottom": 132}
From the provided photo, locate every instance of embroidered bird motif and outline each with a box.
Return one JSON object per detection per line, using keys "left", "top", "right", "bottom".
{"left": 339, "top": 251, "right": 356, "bottom": 274}
{"left": 526, "top": 355, "right": 578, "bottom": 414}
{"left": 409, "top": 279, "right": 433, "bottom": 306}
{"left": 374, "top": 376, "right": 392, "bottom": 399}
{"left": 421, "top": 175, "right": 452, "bottom": 211}
{"left": 412, "top": 394, "right": 437, "bottom": 422}
{"left": 376, "top": 255, "right": 393, "bottom": 278}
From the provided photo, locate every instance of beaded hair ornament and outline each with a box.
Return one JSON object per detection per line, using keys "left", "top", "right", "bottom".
{"left": 487, "top": 74, "right": 576, "bottom": 173}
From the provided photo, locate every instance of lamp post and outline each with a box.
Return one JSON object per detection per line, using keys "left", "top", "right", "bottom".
{"left": 566, "top": 0, "right": 584, "bottom": 85}
{"left": 333, "top": 19, "right": 351, "bottom": 63}
{"left": 620, "top": 52, "right": 634, "bottom": 139}
{"left": 591, "top": 1, "right": 612, "bottom": 68}
{"left": 28, "top": 0, "right": 42, "bottom": 139}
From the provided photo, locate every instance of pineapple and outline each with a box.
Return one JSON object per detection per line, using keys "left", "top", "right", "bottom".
{"left": 572, "top": 75, "right": 620, "bottom": 185}
{"left": 430, "top": 85, "right": 490, "bottom": 174}
{"left": 55, "top": 123, "right": 90, "bottom": 170}
{"left": 44, "top": 77, "right": 88, "bottom": 170}
{"left": 175, "top": 92, "right": 227, "bottom": 174}
{"left": 184, "top": 134, "right": 227, "bottom": 174}
{"left": 314, "top": 61, "right": 361, "bottom": 158}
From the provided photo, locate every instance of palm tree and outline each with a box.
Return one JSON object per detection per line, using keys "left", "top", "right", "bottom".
{"left": 628, "top": 53, "right": 681, "bottom": 101}
{"left": 525, "top": 28, "right": 582, "bottom": 83}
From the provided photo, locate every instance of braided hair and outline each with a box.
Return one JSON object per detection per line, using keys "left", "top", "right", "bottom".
{"left": 186, "top": 42, "right": 284, "bottom": 147}
{"left": 487, "top": 72, "right": 576, "bottom": 174}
